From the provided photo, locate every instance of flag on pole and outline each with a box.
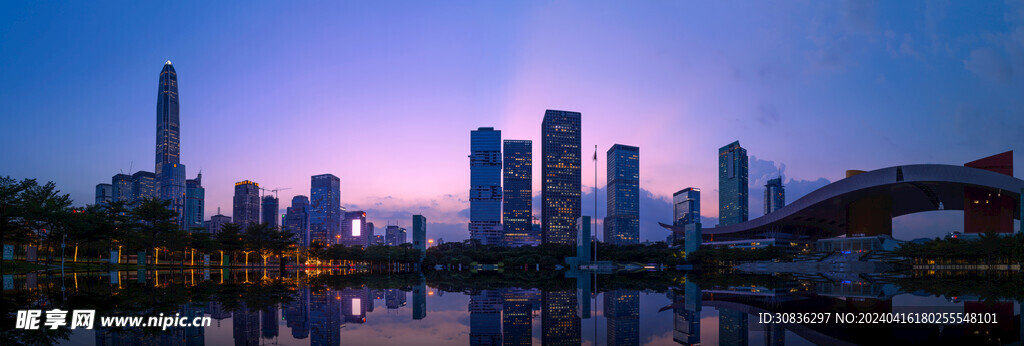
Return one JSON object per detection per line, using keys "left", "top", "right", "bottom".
{"left": 593, "top": 145, "right": 597, "bottom": 161}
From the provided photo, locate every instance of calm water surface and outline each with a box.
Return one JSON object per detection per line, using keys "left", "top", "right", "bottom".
{"left": 2, "top": 269, "right": 1020, "bottom": 345}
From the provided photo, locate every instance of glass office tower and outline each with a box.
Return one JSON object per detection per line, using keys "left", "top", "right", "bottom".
{"left": 541, "top": 110, "right": 582, "bottom": 245}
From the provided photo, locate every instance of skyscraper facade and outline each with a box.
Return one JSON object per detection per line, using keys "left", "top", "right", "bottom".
{"left": 605, "top": 144, "right": 640, "bottom": 245}
{"left": 185, "top": 173, "right": 204, "bottom": 231}
{"left": 155, "top": 61, "right": 180, "bottom": 178}
{"left": 673, "top": 188, "right": 700, "bottom": 226}
{"left": 284, "top": 195, "right": 310, "bottom": 247}
{"left": 385, "top": 225, "right": 407, "bottom": 246}
{"left": 159, "top": 162, "right": 187, "bottom": 227}
{"left": 131, "top": 171, "right": 156, "bottom": 202}
{"left": 262, "top": 195, "right": 279, "bottom": 228}
{"left": 310, "top": 174, "right": 342, "bottom": 245}
{"left": 764, "top": 177, "right": 785, "bottom": 215}
{"left": 469, "top": 127, "right": 503, "bottom": 245}
{"left": 155, "top": 61, "right": 187, "bottom": 228}
{"left": 718, "top": 141, "right": 748, "bottom": 226}
{"left": 94, "top": 183, "right": 112, "bottom": 206}
{"left": 672, "top": 187, "right": 701, "bottom": 246}
{"left": 233, "top": 180, "right": 261, "bottom": 228}
{"left": 205, "top": 213, "right": 231, "bottom": 234}
{"left": 503, "top": 139, "right": 535, "bottom": 247}
{"left": 341, "top": 211, "right": 368, "bottom": 247}
{"left": 412, "top": 215, "right": 426, "bottom": 252}
{"left": 541, "top": 110, "right": 582, "bottom": 245}
{"left": 112, "top": 174, "right": 133, "bottom": 202}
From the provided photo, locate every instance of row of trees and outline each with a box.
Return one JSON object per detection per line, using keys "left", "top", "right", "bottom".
{"left": 423, "top": 240, "right": 693, "bottom": 268}
{"left": 893, "top": 232, "right": 1024, "bottom": 264}
{"left": 306, "top": 241, "right": 423, "bottom": 267}
{"left": 0, "top": 176, "right": 298, "bottom": 268}
{"left": 423, "top": 240, "right": 578, "bottom": 267}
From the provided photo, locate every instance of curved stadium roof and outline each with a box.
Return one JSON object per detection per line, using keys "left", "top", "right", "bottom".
{"left": 663, "top": 163, "right": 1024, "bottom": 240}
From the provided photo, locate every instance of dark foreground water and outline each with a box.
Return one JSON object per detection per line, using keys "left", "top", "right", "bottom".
{"left": 2, "top": 269, "right": 1021, "bottom": 345}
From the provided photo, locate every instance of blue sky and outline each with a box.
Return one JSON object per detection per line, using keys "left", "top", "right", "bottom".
{"left": 1, "top": 1, "right": 1022, "bottom": 242}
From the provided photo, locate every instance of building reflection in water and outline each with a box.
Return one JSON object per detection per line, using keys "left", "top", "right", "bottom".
{"left": 470, "top": 289, "right": 503, "bottom": 345}
{"left": 542, "top": 289, "right": 582, "bottom": 345}
{"left": 25, "top": 270, "right": 1024, "bottom": 346}
{"left": 309, "top": 288, "right": 340, "bottom": 346}
{"left": 284, "top": 287, "right": 310, "bottom": 339}
{"left": 232, "top": 302, "right": 260, "bottom": 346}
{"left": 501, "top": 288, "right": 540, "bottom": 346}
{"left": 261, "top": 305, "right": 278, "bottom": 340}
{"left": 605, "top": 289, "right": 640, "bottom": 346}
{"left": 412, "top": 280, "right": 427, "bottom": 320}
{"left": 673, "top": 281, "right": 701, "bottom": 345}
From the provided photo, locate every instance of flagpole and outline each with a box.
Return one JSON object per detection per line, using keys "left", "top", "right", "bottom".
{"left": 594, "top": 145, "right": 597, "bottom": 263}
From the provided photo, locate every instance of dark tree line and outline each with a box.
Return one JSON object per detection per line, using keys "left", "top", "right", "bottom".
{"left": 1, "top": 176, "right": 298, "bottom": 269}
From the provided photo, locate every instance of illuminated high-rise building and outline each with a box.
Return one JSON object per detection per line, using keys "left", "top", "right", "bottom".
{"left": 605, "top": 144, "right": 640, "bottom": 245}
{"left": 764, "top": 177, "right": 785, "bottom": 215}
{"left": 672, "top": 188, "right": 700, "bottom": 244}
{"left": 284, "top": 196, "right": 311, "bottom": 247}
{"left": 95, "top": 183, "right": 112, "bottom": 206}
{"left": 541, "top": 110, "right": 582, "bottom": 245}
{"left": 154, "top": 61, "right": 187, "bottom": 228}
{"left": 310, "top": 174, "right": 342, "bottom": 245}
{"left": 112, "top": 174, "right": 133, "bottom": 202}
{"left": 412, "top": 215, "right": 427, "bottom": 252}
{"left": 385, "top": 225, "right": 407, "bottom": 246}
{"left": 673, "top": 188, "right": 700, "bottom": 226}
{"left": 262, "top": 195, "right": 279, "bottom": 228}
{"left": 184, "top": 173, "right": 204, "bottom": 231}
{"left": 503, "top": 139, "right": 535, "bottom": 247}
{"left": 155, "top": 61, "right": 180, "bottom": 178}
{"left": 233, "top": 180, "right": 260, "bottom": 228}
{"left": 205, "top": 212, "right": 231, "bottom": 234}
{"left": 131, "top": 171, "right": 156, "bottom": 202}
{"left": 159, "top": 162, "right": 187, "bottom": 227}
{"left": 470, "top": 127, "right": 503, "bottom": 245}
{"left": 718, "top": 141, "right": 748, "bottom": 226}
{"left": 341, "top": 211, "right": 368, "bottom": 247}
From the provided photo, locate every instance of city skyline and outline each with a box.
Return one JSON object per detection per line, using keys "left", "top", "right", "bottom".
{"left": 2, "top": 2, "right": 1023, "bottom": 243}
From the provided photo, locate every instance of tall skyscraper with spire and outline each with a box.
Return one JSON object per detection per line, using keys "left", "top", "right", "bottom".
{"left": 156, "top": 61, "right": 187, "bottom": 227}
{"left": 156, "top": 61, "right": 180, "bottom": 176}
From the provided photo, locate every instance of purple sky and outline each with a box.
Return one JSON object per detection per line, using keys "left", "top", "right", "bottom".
{"left": 1, "top": 1, "right": 1022, "bottom": 242}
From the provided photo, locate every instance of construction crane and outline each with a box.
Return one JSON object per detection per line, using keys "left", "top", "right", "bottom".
{"left": 259, "top": 187, "right": 292, "bottom": 200}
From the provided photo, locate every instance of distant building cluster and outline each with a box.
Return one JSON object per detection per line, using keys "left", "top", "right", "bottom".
{"left": 93, "top": 61, "right": 204, "bottom": 231}
{"left": 471, "top": 109, "right": 644, "bottom": 247}
{"left": 91, "top": 62, "right": 427, "bottom": 248}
